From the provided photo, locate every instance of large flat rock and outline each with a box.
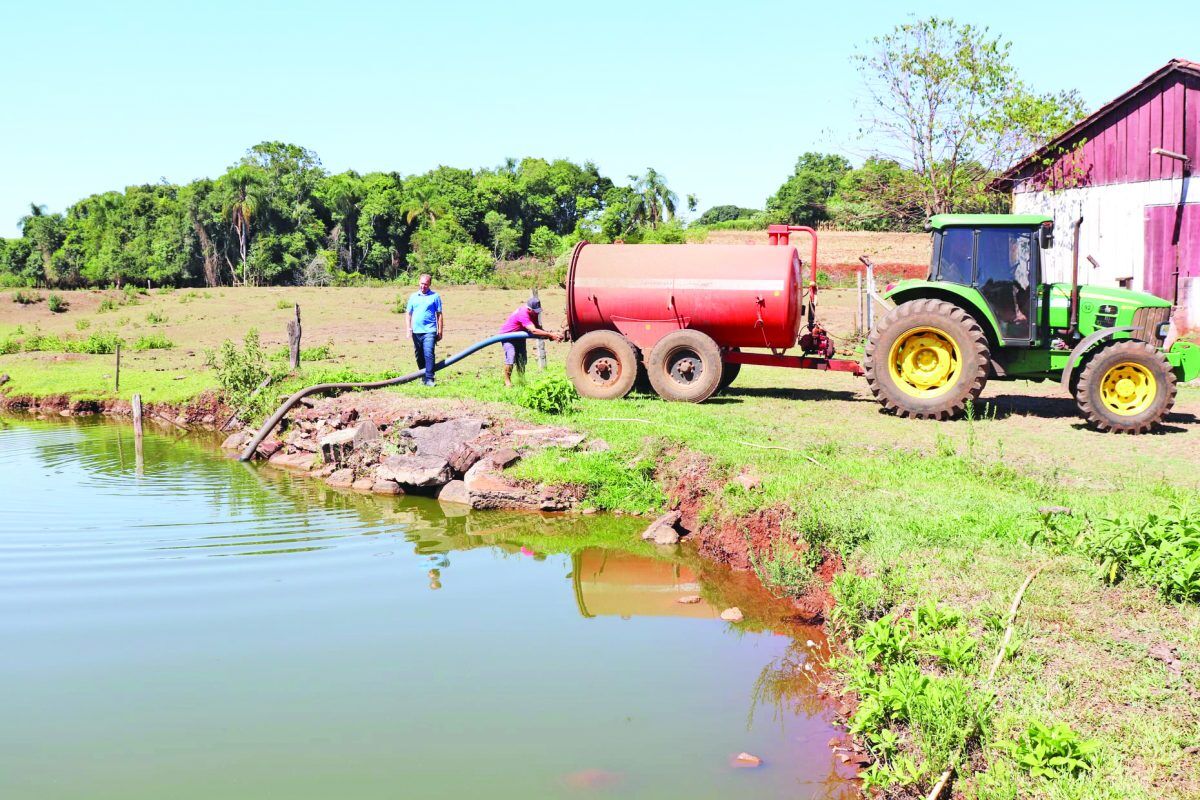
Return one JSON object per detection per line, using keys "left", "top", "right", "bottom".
{"left": 375, "top": 454, "right": 453, "bottom": 488}
{"left": 406, "top": 418, "right": 487, "bottom": 458}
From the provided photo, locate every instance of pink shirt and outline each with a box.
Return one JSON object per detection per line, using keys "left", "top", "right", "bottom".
{"left": 499, "top": 305, "right": 537, "bottom": 334}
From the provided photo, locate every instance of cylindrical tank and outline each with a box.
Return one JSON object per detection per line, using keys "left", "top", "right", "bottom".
{"left": 568, "top": 243, "right": 802, "bottom": 351}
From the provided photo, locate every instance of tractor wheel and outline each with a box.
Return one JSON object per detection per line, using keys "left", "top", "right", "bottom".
{"left": 718, "top": 349, "right": 742, "bottom": 392}
{"left": 566, "top": 330, "right": 639, "bottom": 400}
{"left": 646, "top": 329, "right": 724, "bottom": 403}
{"left": 864, "top": 299, "right": 990, "bottom": 420}
{"left": 1075, "top": 340, "right": 1176, "bottom": 433}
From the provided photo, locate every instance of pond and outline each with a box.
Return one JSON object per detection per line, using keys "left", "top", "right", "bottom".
{"left": 0, "top": 417, "right": 852, "bottom": 799}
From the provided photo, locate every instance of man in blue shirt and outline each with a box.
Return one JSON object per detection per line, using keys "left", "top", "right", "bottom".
{"left": 405, "top": 273, "right": 443, "bottom": 386}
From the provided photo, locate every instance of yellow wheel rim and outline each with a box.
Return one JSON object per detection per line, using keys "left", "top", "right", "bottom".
{"left": 887, "top": 326, "right": 962, "bottom": 399}
{"left": 1099, "top": 361, "right": 1157, "bottom": 416}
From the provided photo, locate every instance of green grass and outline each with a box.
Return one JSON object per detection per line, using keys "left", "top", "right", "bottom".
{"left": 0, "top": 356, "right": 211, "bottom": 404}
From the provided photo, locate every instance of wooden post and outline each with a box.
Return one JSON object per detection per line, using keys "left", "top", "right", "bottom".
{"left": 287, "top": 304, "right": 302, "bottom": 370}
{"left": 114, "top": 342, "right": 121, "bottom": 392}
{"left": 856, "top": 270, "right": 863, "bottom": 335}
{"left": 132, "top": 393, "right": 144, "bottom": 439}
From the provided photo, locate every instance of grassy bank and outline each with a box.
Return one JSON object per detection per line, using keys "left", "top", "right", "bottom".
{"left": 3, "top": 283, "right": 1199, "bottom": 799}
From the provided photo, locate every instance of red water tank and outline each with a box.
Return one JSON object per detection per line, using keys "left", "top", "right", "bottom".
{"left": 567, "top": 243, "right": 803, "bottom": 352}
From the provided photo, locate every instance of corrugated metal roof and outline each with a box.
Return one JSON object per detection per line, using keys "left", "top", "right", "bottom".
{"left": 996, "top": 58, "right": 1200, "bottom": 185}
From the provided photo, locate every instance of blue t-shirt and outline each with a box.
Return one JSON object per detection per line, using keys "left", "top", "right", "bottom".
{"left": 406, "top": 290, "right": 443, "bottom": 334}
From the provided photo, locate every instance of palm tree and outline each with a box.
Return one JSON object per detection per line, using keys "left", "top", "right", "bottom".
{"left": 318, "top": 172, "right": 366, "bottom": 271}
{"left": 220, "top": 166, "right": 266, "bottom": 285}
{"left": 401, "top": 184, "right": 446, "bottom": 227}
{"left": 628, "top": 168, "right": 679, "bottom": 229}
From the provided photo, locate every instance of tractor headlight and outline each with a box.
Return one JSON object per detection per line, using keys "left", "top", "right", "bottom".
{"left": 1157, "top": 321, "right": 1170, "bottom": 340}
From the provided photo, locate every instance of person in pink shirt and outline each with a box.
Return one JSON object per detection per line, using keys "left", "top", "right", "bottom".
{"left": 498, "top": 296, "right": 561, "bottom": 386}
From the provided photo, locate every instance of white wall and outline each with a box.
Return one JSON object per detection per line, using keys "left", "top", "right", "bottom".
{"left": 1012, "top": 178, "right": 1191, "bottom": 290}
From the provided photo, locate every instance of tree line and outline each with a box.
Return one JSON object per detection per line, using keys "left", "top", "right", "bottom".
{"left": 1, "top": 17, "right": 1083, "bottom": 289}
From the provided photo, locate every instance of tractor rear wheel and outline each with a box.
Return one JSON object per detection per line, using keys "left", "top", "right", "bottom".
{"left": 566, "top": 330, "right": 639, "bottom": 400}
{"left": 646, "top": 329, "right": 724, "bottom": 402}
{"left": 1075, "top": 340, "right": 1176, "bottom": 433}
{"left": 864, "top": 299, "right": 990, "bottom": 420}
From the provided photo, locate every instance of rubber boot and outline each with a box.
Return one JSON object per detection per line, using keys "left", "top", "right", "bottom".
{"left": 503, "top": 364, "right": 513, "bottom": 388}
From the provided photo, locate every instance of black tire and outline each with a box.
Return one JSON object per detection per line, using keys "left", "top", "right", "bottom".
{"left": 1075, "top": 340, "right": 1176, "bottom": 433}
{"left": 718, "top": 349, "right": 742, "bottom": 392}
{"left": 864, "top": 299, "right": 990, "bottom": 420}
{"left": 646, "top": 329, "right": 724, "bottom": 403}
{"left": 566, "top": 330, "right": 639, "bottom": 400}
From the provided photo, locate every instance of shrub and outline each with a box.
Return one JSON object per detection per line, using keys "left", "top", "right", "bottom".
{"left": 122, "top": 284, "right": 145, "bottom": 304}
{"left": 517, "top": 375, "right": 578, "bottom": 415}
{"left": 47, "top": 293, "right": 67, "bottom": 313}
{"left": 12, "top": 290, "right": 42, "bottom": 305}
{"left": 271, "top": 342, "right": 333, "bottom": 361}
{"left": 1083, "top": 505, "right": 1200, "bottom": 602}
{"left": 748, "top": 543, "right": 813, "bottom": 599}
{"left": 73, "top": 331, "right": 122, "bottom": 354}
{"left": 205, "top": 329, "right": 271, "bottom": 409}
{"left": 98, "top": 298, "right": 118, "bottom": 313}
{"left": 132, "top": 333, "right": 174, "bottom": 351}
{"left": 75, "top": 318, "right": 91, "bottom": 331}
{"left": 145, "top": 311, "right": 167, "bottom": 325}
{"left": 276, "top": 299, "right": 294, "bottom": 310}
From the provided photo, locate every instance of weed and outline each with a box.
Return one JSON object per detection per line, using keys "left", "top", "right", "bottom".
{"left": 748, "top": 542, "right": 813, "bottom": 599}
{"left": 11, "top": 290, "right": 42, "bottom": 305}
{"left": 145, "top": 311, "right": 167, "bottom": 325}
{"left": 1082, "top": 505, "right": 1200, "bottom": 601}
{"left": 921, "top": 631, "right": 979, "bottom": 671}
{"left": 1000, "top": 721, "right": 1099, "bottom": 779}
{"left": 47, "top": 293, "right": 67, "bottom": 313}
{"left": 271, "top": 342, "right": 333, "bottom": 362}
{"left": 98, "top": 298, "right": 118, "bottom": 313}
{"left": 854, "top": 614, "right": 915, "bottom": 665}
{"left": 508, "top": 449, "right": 664, "bottom": 513}
{"left": 121, "top": 284, "right": 144, "bottom": 304}
{"left": 132, "top": 333, "right": 174, "bottom": 351}
{"left": 275, "top": 299, "right": 294, "bottom": 310}
{"left": 75, "top": 318, "right": 91, "bottom": 331}
{"left": 517, "top": 375, "right": 578, "bottom": 415}
{"left": 829, "top": 572, "right": 894, "bottom": 637}
{"left": 915, "top": 601, "right": 962, "bottom": 632}
{"left": 205, "top": 329, "right": 272, "bottom": 410}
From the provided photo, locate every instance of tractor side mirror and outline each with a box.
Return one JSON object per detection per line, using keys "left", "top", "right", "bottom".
{"left": 1038, "top": 223, "right": 1054, "bottom": 249}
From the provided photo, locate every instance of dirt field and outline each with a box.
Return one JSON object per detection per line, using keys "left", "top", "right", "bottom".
{"left": 702, "top": 228, "right": 930, "bottom": 271}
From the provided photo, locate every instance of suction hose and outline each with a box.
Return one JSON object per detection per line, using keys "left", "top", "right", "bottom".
{"left": 239, "top": 331, "right": 533, "bottom": 462}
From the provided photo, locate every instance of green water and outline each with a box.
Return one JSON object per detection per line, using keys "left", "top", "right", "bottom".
{"left": 0, "top": 417, "right": 851, "bottom": 799}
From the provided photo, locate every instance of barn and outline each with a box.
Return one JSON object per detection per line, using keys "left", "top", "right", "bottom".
{"left": 995, "top": 58, "right": 1199, "bottom": 335}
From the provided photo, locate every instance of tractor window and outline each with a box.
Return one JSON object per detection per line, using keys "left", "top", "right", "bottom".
{"left": 976, "top": 228, "right": 1033, "bottom": 341}
{"left": 936, "top": 229, "right": 973, "bottom": 284}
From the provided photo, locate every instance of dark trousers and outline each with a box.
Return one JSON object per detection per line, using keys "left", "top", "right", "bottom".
{"left": 412, "top": 332, "right": 437, "bottom": 382}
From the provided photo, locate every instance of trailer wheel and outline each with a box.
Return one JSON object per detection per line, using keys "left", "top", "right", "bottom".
{"left": 566, "top": 331, "right": 639, "bottom": 400}
{"left": 718, "top": 349, "right": 741, "bottom": 392}
{"left": 864, "top": 299, "right": 990, "bottom": 420}
{"left": 1075, "top": 340, "right": 1176, "bottom": 433}
{"left": 646, "top": 330, "right": 724, "bottom": 403}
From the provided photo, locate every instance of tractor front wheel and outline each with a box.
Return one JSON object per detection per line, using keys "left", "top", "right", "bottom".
{"left": 864, "top": 299, "right": 991, "bottom": 420}
{"left": 1075, "top": 340, "right": 1176, "bottom": 433}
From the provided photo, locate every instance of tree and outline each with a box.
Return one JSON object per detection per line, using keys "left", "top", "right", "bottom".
{"left": 218, "top": 165, "right": 267, "bottom": 284}
{"left": 628, "top": 168, "right": 678, "bottom": 229}
{"left": 18, "top": 204, "right": 66, "bottom": 286}
{"left": 696, "top": 205, "right": 759, "bottom": 225}
{"left": 827, "top": 159, "right": 926, "bottom": 231}
{"left": 316, "top": 171, "right": 366, "bottom": 271}
{"left": 401, "top": 182, "right": 447, "bottom": 227}
{"left": 484, "top": 210, "right": 519, "bottom": 261}
{"left": 855, "top": 17, "right": 1085, "bottom": 215}
{"left": 765, "top": 153, "right": 851, "bottom": 225}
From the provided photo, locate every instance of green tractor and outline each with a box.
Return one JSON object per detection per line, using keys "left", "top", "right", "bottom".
{"left": 864, "top": 214, "right": 1200, "bottom": 433}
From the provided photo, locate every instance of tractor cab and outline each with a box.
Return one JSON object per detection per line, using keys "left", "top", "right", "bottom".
{"left": 926, "top": 214, "right": 1054, "bottom": 346}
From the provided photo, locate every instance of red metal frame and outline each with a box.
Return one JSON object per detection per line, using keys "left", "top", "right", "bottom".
{"left": 767, "top": 224, "right": 819, "bottom": 325}
{"left": 725, "top": 349, "right": 864, "bottom": 376}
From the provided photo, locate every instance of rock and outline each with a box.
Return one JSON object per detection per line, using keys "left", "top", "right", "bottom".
{"left": 731, "top": 752, "right": 762, "bottom": 768}
{"left": 372, "top": 480, "right": 403, "bottom": 495}
{"left": 464, "top": 465, "right": 530, "bottom": 510}
{"left": 407, "top": 417, "right": 487, "bottom": 459}
{"left": 585, "top": 438, "right": 611, "bottom": 452}
{"left": 338, "top": 408, "right": 359, "bottom": 427}
{"left": 201, "top": 414, "right": 216, "bottom": 425}
{"left": 640, "top": 510, "right": 683, "bottom": 545}
{"left": 311, "top": 464, "right": 336, "bottom": 478}
{"left": 220, "top": 430, "right": 248, "bottom": 451}
{"left": 376, "top": 454, "right": 453, "bottom": 488}
{"left": 175, "top": 414, "right": 188, "bottom": 425}
{"left": 286, "top": 429, "right": 320, "bottom": 452}
{"left": 256, "top": 439, "right": 283, "bottom": 459}
{"left": 269, "top": 451, "right": 317, "bottom": 471}
{"left": 446, "top": 441, "right": 485, "bottom": 474}
{"left": 733, "top": 471, "right": 761, "bottom": 491}
{"left": 438, "top": 479, "right": 469, "bottom": 505}
{"left": 0, "top": 373, "right": 9, "bottom": 386}
{"left": 720, "top": 607, "right": 744, "bottom": 623}
{"left": 677, "top": 595, "right": 702, "bottom": 605}
{"left": 320, "top": 421, "right": 380, "bottom": 465}
{"left": 351, "top": 477, "right": 374, "bottom": 491}
{"left": 325, "top": 468, "right": 355, "bottom": 488}
{"left": 511, "top": 427, "right": 587, "bottom": 450}
{"left": 490, "top": 447, "right": 521, "bottom": 468}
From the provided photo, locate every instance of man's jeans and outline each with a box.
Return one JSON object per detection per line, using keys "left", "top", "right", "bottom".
{"left": 412, "top": 332, "right": 437, "bottom": 383}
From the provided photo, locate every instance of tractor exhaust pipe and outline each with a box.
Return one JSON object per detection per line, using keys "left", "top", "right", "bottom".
{"left": 1069, "top": 216, "right": 1083, "bottom": 337}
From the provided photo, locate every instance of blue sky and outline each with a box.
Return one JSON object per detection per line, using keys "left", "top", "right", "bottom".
{"left": 1, "top": 0, "right": 1197, "bottom": 237}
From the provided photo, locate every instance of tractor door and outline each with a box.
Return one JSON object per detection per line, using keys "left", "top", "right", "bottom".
{"left": 974, "top": 227, "right": 1038, "bottom": 345}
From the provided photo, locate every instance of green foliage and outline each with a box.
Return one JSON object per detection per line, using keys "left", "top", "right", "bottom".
{"left": 275, "top": 299, "right": 294, "bottom": 309}
{"left": 1, "top": 330, "right": 122, "bottom": 355}
{"left": 270, "top": 342, "right": 333, "bottom": 361}
{"left": 915, "top": 600, "right": 962, "bottom": 632}
{"left": 97, "top": 298, "right": 118, "bottom": 312}
{"left": 122, "top": 284, "right": 144, "bottom": 304}
{"left": 1082, "top": 505, "right": 1200, "bottom": 602}
{"left": 854, "top": 614, "right": 915, "bottom": 665}
{"left": 748, "top": 542, "right": 813, "bottom": 599}
{"left": 12, "top": 290, "right": 42, "bottom": 304}
{"left": 922, "top": 631, "right": 979, "bottom": 671}
{"left": 74, "top": 318, "right": 90, "bottom": 331}
{"left": 766, "top": 152, "right": 851, "bottom": 226}
{"left": 695, "top": 205, "right": 759, "bottom": 225}
{"left": 145, "top": 310, "right": 167, "bottom": 324}
{"left": 132, "top": 333, "right": 174, "bottom": 351}
{"left": 47, "top": 293, "right": 67, "bottom": 313}
{"left": 829, "top": 571, "right": 894, "bottom": 637}
{"left": 204, "top": 329, "right": 272, "bottom": 409}
{"left": 517, "top": 375, "right": 578, "bottom": 415}
{"left": 1000, "top": 721, "right": 1099, "bottom": 779}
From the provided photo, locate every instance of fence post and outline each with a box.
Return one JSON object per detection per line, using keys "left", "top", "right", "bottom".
{"left": 856, "top": 270, "right": 863, "bottom": 335}
{"left": 132, "top": 392, "right": 144, "bottom": 475}
{"left": 114, "top": 342, "right": 121, "bottom": 392}
{"left": 287, "top": 304, "right": 302, "bottom": 370}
